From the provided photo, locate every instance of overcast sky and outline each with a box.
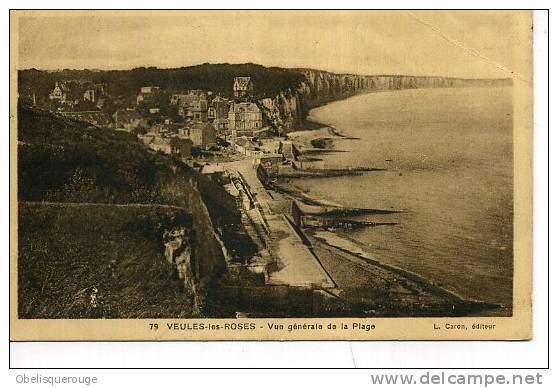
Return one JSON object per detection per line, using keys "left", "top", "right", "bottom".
{"left": 16, "top": 11, "right": 528, "bottom": 78}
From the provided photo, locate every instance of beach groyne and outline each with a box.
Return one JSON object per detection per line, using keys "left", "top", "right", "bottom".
{"left": 278, "top": 166, "right": 383, "bottom": 178}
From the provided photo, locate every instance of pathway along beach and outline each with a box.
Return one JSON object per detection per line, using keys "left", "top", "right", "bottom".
{"left": 221, "top": 158, "right": 497, "bottom": 317}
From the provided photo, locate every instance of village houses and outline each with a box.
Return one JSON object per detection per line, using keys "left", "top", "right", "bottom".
{"left": 49, "top": 81, "right": 70, "bottom": 102}
{"left": 42, "top": 76, "right": 275, "bottom": 159}
{"left": 207, "top": 95, "right": 231, "bottom": 132}
{"left": 113, "top": 108, "right": 148, "bottom": 132}
{"left": 233, "top": 76, "right": 254, "bottom": 98}
{"left": 83, "top": 83, "right": 107, "bottom": 104}
{"left": 187, "top": 97, "right": 208, "bottom": 121}
{"left": 49, "top": 80, "right": 85, "bottom": 104}
{"left": 228, "top": 102, "right": 264, "bottom": 140}
{"left": 178, "top": 122, "right": 217, "bottom": 149}
{"left": 136, "top": 86, "right": 161, "bottom": 105}
{"left": 50, "top": 81, "right": 106, "bottom": 101}
{"left": 170, "top": 89, "right": 205, "bottom": 105}
{"left": 49, "top": 80, "right": 109, "bottom": 112}
{"left": 171, "top": 90, "right": 208, "bottom": 121}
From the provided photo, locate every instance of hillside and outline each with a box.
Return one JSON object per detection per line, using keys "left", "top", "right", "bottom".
{"left": 18, "top": 63, "right": 511, "bottom": 117}
{"left": 17, "top": 104, "right": 255, "bottom": 318}
{"left": 19, "top": 203, "right": 196, "bottom": 318}
{"left": 18, "top": 63, "right": 306, "bottom": 104}
{"left": 18, "top": 104, "right": 239, "bottom": 222}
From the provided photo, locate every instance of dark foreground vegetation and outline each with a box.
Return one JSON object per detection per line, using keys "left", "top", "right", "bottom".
{"left": 18, "top": 104, "right": 234, "bottom": 214}
{"left": 17, "top": 104, "right": 255, "bottom": 318}
{"left": 18, "top": 203, "right": 196, "bottom": 318}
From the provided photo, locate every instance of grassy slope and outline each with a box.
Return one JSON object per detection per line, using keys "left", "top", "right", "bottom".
{"left": 17, "top": 104, "right": 240, "bottom": 223}
{"left": 18, "top": 203, "right": 195, "bottom": 319}
{"left": 17, "top": 104, "right": 251, "bottom": 318}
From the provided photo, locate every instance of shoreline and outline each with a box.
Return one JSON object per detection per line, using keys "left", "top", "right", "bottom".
{"left": 216, "top": 153, "right": 504, "bottom": 317}
{"left": 309, "top": 233, "right": 504, "bottom": 317}
{"left": 310, "top": 230, "right": 487, "bottom": 305}
{"left": 267, "top": 180, "right": 503, "bottom": 311}
{"left": 269, "top": 98, "right": 507, "bottom": 316}
{"left": 261, "top": 182, "right": 505, "bottom": 316}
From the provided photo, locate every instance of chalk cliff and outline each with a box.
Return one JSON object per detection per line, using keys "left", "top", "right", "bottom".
{"left": 259, "top": 68, "right": 512, "bottom": 132}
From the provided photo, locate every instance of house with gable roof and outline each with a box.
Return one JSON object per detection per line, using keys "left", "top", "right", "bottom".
{"left": 233, "top": 77, "right": 254, "bottom": 98}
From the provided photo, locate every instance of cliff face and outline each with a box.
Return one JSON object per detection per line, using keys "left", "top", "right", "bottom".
{"left": 259, "top": 68, "right": 512, "bottom": 132}
{"left": 259, "top": 91, "right": 302, "bottom": 129}
{"left": 159, "top": 168, "right": 232, "bottom": 313}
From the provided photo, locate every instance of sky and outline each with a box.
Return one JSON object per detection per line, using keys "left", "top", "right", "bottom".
{"left": 15, "top": 11, "right": 530, "bottom": 79}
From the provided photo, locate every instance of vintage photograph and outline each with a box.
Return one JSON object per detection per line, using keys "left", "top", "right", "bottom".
{"left": 10, "top": 10, "right": 533, "bottom": 340}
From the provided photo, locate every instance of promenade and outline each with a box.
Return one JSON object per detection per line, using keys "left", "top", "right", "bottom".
{"left": 223, "top": 159, "right": 335, "bottom": 289}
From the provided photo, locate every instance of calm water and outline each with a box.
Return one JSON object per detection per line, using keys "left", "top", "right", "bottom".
{"left": 297, "top": 87, "right": 513, "bottom": 307}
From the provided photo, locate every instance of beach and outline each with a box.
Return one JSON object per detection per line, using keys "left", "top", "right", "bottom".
{"left": 276, "top": 86, "right": 513, "bottom": 314}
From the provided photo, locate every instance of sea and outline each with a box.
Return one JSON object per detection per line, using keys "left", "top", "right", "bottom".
{"left": 295, "top": 86, "right": 514, "bottom": 308}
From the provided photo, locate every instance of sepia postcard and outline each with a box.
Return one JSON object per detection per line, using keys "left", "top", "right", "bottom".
{"left": 9, "top": 10, "right": 533, "bottom": 340}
